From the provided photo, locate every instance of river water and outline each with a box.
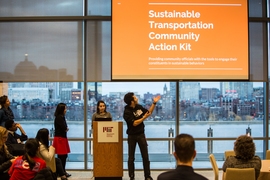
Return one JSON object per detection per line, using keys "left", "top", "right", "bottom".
{"left": 19, "top": 120, "right": 266, "bottom": 154}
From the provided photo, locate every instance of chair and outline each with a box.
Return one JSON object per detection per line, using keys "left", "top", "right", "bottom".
{"left": 224, "top": 150, "right": 235, "bottom": 159}
{"left": 266, "top": 150, "right": 270, "bottom": 159}
{"left": 209, "top": 154, "right": 219, "bottom": 180}
{"left": 225, "top": 168, "right": 255, "bottom": 180}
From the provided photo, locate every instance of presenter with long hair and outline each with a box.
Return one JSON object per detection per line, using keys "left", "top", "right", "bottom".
{"left": 52, "top": 103, "right": 71, "bottom": 178}
{"left": 91, "top": 100, "right": 112, "bottom": 128}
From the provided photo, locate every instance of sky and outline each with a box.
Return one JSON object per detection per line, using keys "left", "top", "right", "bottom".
{"left": 101, "top": 82, "right": 170, "bottom": 96}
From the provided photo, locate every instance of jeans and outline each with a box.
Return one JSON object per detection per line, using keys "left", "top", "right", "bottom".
{"left": 128, "top": 133, "right": 151, "bottom": 178}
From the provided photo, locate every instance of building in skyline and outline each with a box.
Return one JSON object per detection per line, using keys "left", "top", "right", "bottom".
{"left": 179, "top": 82, "right": 200, "bottom": 101}
{"left": 161, "top": 84, "right": 173, "bottom": 119}
{"left": 200, "top": 88, "right": 220, "bottom": 101}
{"left": 9, "top": 87, "right": 49, "bottom": 102}
{"left": 1, "top": 54, "right": 74, "bottom": 81}
{"left": 220, "top": 82, "right": 253, "bottom": 99}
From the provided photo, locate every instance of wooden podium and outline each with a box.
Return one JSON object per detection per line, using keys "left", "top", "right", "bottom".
{"left": 93, "top": 121, "right": 123, "bottom": 180}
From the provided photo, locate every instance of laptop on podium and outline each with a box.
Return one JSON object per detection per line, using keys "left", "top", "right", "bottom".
{"left": 95, "top": 117, "right": 112, "bottom": 122}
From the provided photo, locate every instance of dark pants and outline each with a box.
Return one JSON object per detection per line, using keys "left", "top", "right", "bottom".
{"left": 58, "top": 154, "right": 68, "bottom": 173}
{"left": 0, "top": 172, "right": 10, "bottom": 180}
{"left": 55, "top": 157, "right": 65, "bottom": 176}
{"left": 128, "top": 133, "right": 151, "bottom": 178}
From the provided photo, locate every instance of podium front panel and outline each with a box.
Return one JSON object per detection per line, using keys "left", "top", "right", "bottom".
{"left": 93, "top": 121, "right": 123, "bottom": 178}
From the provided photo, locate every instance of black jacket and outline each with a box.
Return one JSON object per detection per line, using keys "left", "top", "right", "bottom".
{"left": 0, "top": 146, "right": 14, "bottom": 174}
{"left": 54, "top": 115, "right": 68, "bottom": 138}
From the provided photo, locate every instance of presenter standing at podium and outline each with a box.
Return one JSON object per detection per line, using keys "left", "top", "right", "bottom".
{"left": 123, "top": 92, "right": 160, "bottom": 180}
{"left": 91, "top": 100, "right": 112, "bottom": 128}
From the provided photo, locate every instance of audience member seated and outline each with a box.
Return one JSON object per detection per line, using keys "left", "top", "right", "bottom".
{"left": 0, "top": 95, "right": 14, "bottom": 127}
{"left": 0, "top": 126, "right": 16, "bottom": 180}
{"left": 36, "top": 128, "right": 67, "bottom": 180}
{"left": 5, "top": 120, "right": 28, "bottom": 156}
{"left": 8, "top": 138, "right": 47, "bottom": 180}
{"left": 157, "top": 133, "right": 208, "bottom": 180}
{"left": 222, "top": 135, "right": 261, "bottom": 180}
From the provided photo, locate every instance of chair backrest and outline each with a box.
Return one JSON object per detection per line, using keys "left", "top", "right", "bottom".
{"left": 224, "top": 150, "right": 235, "bottom": 159}
{"left": 209, "top": 154, "right": 219, "bottom": 180}
{"left": 225, "top": 168, "right": 255, "bottom": 180}
{"left": 266, "top": 150, "right": 270, "bottom": 159}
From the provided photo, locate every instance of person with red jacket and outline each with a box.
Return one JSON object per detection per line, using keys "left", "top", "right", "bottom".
{"left": 9, "top": 138, "right": 46, "bottom": 180}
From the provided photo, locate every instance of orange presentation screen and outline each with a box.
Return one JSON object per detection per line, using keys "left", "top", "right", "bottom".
{"left": 112, "top": 0, "right": 249, "bottom": 80}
